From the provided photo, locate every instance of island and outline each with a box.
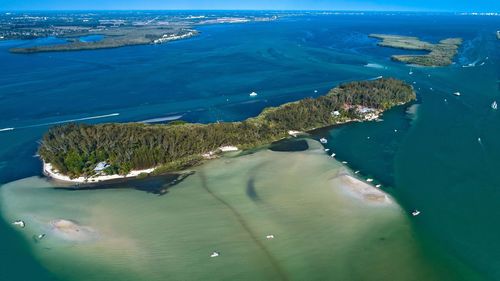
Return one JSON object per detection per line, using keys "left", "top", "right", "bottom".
{"left": 9, "top": 27, "right": 199, "bottom": 54}
{"left": 38, "top": 78, "right": 416, "bottom": 182}
{"left": 369, "top": 34, "right": 462, "bottom": 66}
{"left": 1, "top": 11, "right": 278, "bottom": 53}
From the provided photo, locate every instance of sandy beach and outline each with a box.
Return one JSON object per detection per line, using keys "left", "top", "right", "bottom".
{"left": 333, "top": 171, "right": 392, "bottom": 205}
{"left": 43, "top": 162, "right": 155, "bottom": 184}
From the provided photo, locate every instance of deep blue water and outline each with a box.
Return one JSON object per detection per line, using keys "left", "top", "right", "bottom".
{"left": 0, "top": 13, "right": 499, "bottom": 280}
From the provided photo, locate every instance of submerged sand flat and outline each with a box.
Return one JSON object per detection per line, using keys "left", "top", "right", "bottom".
{"left": 0, "top": 142, "right": 453, "bottom": 281}
{"left": 50, "top": 219, "right": 98, "bottom": 242}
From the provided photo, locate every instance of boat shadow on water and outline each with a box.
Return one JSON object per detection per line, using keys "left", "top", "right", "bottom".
{"left": 52, "top": 171, "right": 195, "bottom": 195}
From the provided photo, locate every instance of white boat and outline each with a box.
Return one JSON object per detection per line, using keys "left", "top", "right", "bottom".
{"left": 210, "top": 251, "right": 220, "bottom": 258}
{"left": 411, "top": 210, "right": 421, "bottom": 216}
{"left": 453, "top": 92, "right": 461, "bottom": 96}
{"left": 330, "top": 153, "right": 336, "bottom": 157}
{"left": 491, "top": 101, "right": 497, "bottom": 110}
{"left": 354, "top": 170, "right": 360, "bottom": 174}
{"left": 366, "top": 178, "right": 374, "bottom": 182}
{"left": 266, "top": 234, "right": 275, "bottom": 239}
{"left": 319, "top": 138, "right": 328, "bottom": 144}
{"left": 12, "top": 220, "right": 25, "bottom": 228}
{"left": 249, "top": 91, "right": 258, "bottom": 97}
{"left": 409, "top": 70, "right": 413, "bottom": 75}
{"left": 37, "top": 234, "right": 46, "bottom": 240}
{"left": 478, "top": 137, "right": 482, "bottom": 143}
{"left": 341, "top": 161, "right": 348, "bottom": 164}
{"left": 375, "top": 184, "right": 381, "bottom": 188}
{"left": 325, "top": 148, "right": 330, "bottom": 152}
{"left": 314, "top": 90, "right": 318, "bottom": 93}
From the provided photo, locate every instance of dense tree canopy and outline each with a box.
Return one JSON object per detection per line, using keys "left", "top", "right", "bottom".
{"left": 39, "top": 78, "right": 415, "bottom": 178}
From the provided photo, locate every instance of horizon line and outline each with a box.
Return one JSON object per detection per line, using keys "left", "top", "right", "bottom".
{"left": 0, "top": 9, "right": 498, "bottom": 13}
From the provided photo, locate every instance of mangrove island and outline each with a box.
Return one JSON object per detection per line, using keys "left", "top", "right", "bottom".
{"left": 369, "top": 34, "right": 462, "bottom": 66}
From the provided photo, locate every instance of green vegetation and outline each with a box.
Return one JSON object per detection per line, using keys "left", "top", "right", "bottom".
{"left": 38, "top": 78, "right": 415, "bottom": 178}
{"left": 369, "top": 34, "right": 462, "bottom": 66}
{"left": 9, "top": 27, "right": 198, "bottom": 54}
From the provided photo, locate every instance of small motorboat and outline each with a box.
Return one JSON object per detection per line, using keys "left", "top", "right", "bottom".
{"left": 354, "top": 170, "right": 360, "bottom": 174}
{"left": 319, "top": 138, "right": 328, "bottom": 144}
{"left": 366, "top": 178, "right": 374, "bottom": 182}
{"left": 453, "top": 92, "right": 461, "bottom": 96}
{"left": 409, "top": 70, "right": 413, "bottom": 75}
{"left": 375, "top": 184, "right": 381, "bottom": 188}
{"left": 491, "top": 101, "right": 497, "bottom": 110}
{"left": 314, "top": 90, "right": 318, "bottom": 93}
{"left": 249, "top": 91, "right": 258, "bottom": 97}
{"left": 266, "top": 234, "right": 275, "bottom": 239}
{"left": 411, "top": 210, "right": 421, "bottom": 217}
{"left": 330, "top": 153, "right": 336, "bottom": 157}
{"left": 12, "top": 220, "right": 25, "bottom": 228}
{"left": 210, "top": 251, "right": 220, "bottom": 258}
{"left": 341, "top": 161, "right": 348, "bottom": 164}
{"left": 37, "top": 234, "right": 46, "bottom": 240}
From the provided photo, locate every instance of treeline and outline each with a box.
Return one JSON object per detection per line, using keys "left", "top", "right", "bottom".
{"left": 38, "top": 78, "right": 415, "bottom": 178}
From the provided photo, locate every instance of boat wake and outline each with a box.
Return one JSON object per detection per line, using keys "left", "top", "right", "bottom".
{"left": 140, "top": 115, "right": 183, "bottom": 123}
{"left": 21, "top": 113, "right": 120, "bottom": 129}
{"left": 364, "top": 63, "right": 386, "bottom": 69}
{"left": 2, "top": 113, "right": 121, "bottom": 132}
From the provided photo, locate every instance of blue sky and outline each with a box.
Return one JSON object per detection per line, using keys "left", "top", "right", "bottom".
{"left": 1, "top": 0, "right": 499, "bottom": 12}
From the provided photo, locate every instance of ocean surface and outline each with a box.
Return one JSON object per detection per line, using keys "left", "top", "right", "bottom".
{"left": 0, "top": 12, "right": 499, "bottom": 280}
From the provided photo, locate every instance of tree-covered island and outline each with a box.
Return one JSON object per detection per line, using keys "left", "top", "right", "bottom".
{"left": 39, "top": 78, "right": 416, "bottom": 180}
{"left": 369, "top": 34, "right": 462, "bottom": 66}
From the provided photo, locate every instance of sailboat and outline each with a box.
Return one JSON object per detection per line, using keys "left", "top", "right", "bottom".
{"left": 491, "top": 101, "right": 497, "bottom": 110}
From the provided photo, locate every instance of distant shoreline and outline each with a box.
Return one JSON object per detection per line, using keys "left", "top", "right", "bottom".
{"left": 7, "top": 14, "right": 278, "bottom": 54}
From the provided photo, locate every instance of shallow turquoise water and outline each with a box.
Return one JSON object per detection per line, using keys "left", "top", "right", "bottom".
{"left": 0, "top": 13, "right": 499, "bottom": 280}
{"left": 0, "top": 144, "right": 481, "bottom": 281}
